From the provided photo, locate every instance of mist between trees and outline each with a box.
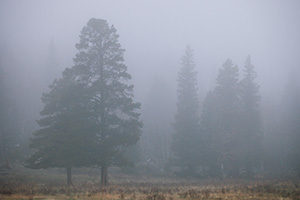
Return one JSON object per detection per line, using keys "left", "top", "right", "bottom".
{"left": 0, "top": 17, "right": 300, "bottom": 186}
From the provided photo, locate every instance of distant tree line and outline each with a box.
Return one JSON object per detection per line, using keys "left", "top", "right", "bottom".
{"left": 141, "top": 46, "right": 300, "bottom": 180}
{"left": 171, "top": 48, "right": 262, "bottom": 178}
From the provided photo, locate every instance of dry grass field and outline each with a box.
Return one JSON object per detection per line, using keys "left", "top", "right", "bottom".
{"left": 0, "top": 167, "right": 299, "bottom": 200}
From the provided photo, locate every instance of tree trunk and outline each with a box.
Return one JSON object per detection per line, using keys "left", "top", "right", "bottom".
{"left": 100, "top": 165, "right": 108, "bottom": 186}
{"left": 66, "top": 167, "right": 72, "bottom": 186}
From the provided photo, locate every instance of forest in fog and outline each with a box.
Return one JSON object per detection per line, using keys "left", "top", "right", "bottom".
{"left": 0, "top": 0, "right": 300, "bottom": 190}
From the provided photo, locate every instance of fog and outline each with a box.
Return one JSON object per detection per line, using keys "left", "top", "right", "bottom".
{"left": 1, "top": 0, "right": 300, "bottom": 179}
{"left": 2, "top": 0, "right": 300, "bottom": 100}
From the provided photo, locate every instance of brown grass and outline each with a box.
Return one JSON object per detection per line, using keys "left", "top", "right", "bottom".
{"left": 0, "top": 167, "right": 299, "bottom": 199}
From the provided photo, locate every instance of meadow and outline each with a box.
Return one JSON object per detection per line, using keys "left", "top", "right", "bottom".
{"left": 0, "top": 166, "right": 299, "bottom": 200}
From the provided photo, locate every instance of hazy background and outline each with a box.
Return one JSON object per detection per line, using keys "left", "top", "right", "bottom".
{"left": 0, "top": 0, "right": 300, "bottom": 134}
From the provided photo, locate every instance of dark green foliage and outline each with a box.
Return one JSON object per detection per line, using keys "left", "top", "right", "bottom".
{"left": 171, "top": 46, "right": 201, "bottom": 173}
{"left": 27, "top": 69, "right": 95, "bottom": 185}
{"left": 27, "top": 18, "right": 142, "bottom": 185}
{"left": 27, "top": 71, "right": 94, "bottom": 170}
{"left": 73, "top": 18, "right": 142, "bottom": 171}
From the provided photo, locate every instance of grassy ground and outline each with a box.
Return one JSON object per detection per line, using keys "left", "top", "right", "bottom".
{"left": 0, "top": 166, "right": 300, "bottom": 200}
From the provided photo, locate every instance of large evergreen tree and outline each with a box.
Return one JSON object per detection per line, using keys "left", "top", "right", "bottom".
{"left": 239, "top": 56, "right": 262, "bottom": 176}
{"left": 171, "top": 46, "right": 201, "bottom": 175}
{"left": 27, "top": 18, "right": 142, "bottom": 186}
{"left": 73, "top": 18, "right": 142, "bottom": 185}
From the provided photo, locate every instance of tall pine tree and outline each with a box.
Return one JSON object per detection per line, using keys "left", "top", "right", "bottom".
{"left": 72, "top": 18, "right": 142, "bottom": 185}
{"left": 213, "top": 58, "right": 241, "bottom": 178}
{"left": 171, "top": 46, "right": 201, "bottom": 175}
{"left": 239, "top": 56, "right": 262, "bottom": 176}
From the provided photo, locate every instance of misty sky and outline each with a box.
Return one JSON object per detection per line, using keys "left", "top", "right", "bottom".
{"left": 1, "top": 0, "right": 300, "bottom": 106}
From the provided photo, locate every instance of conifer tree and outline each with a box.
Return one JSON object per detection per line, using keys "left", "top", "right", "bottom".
{"left": 213, "top": 58, "right": 240, "bottom": 177}
{"left": 239, "top": 56, "right": 262, "bottom": 176}
{"left": 74, "top": 18, "right": 142, "bottom": 185}
{"left": 171, "top": 46, "right": 201, "bottom": 175}
{"left": 27, "top": 69, "right": 94, "bottom": 185}
{"left": 27, "top": 18, "right": 142, "bottom": 186}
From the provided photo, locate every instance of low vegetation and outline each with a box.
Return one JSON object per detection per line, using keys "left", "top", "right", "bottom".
{"left": 0, "top": 167, "right": 299, "bottom": 200}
